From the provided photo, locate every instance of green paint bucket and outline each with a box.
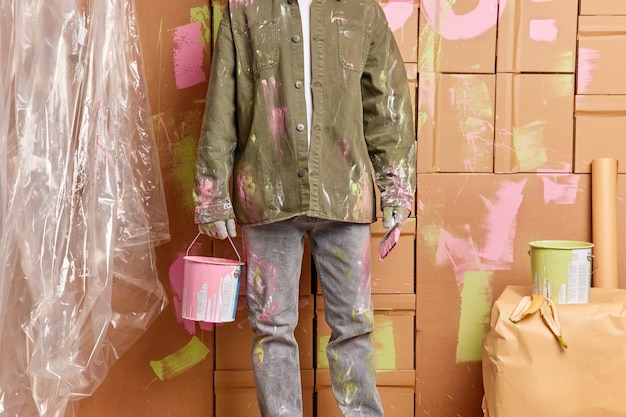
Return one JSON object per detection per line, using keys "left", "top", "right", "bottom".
{"left": 529, "top": 240, "right": 594, "bottom": 304}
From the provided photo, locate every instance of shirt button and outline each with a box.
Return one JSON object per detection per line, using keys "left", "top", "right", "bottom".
{"left": 298, "top": 168, "right": 307, "bottom": 177}
{"left": 295, "top": 81, "right": 303, "bottom": 89}
{"left": 292, "top": 35, "right": 301, "bottom": 43}
{"left": 296, "top": 123, "right": 305, "bottom": 132}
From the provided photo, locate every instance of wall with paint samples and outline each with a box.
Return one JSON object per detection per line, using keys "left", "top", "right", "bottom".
{"left": 78, "top": 1, "right": 626, "bottom": 417}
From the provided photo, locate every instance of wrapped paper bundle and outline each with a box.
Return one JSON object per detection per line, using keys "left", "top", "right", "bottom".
{"left": 483, "top": 286, "right": 626, "bottom": 417}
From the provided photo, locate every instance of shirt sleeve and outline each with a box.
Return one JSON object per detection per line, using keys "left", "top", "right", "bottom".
{"left": 361, "top": 7, "right": 416, "bottom": 214}
{"left": 193, "top": 7, "right": 238, "bottom": 224}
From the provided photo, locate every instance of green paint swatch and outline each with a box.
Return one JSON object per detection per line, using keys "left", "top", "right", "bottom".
{"left": 373, "top": 316, "right": 397, "bottom": 370}
{"left": 317, "top": 316, "right": 397, "bottom": 370}
{"left": 456, "top": 271, "right": 493, "bottom": 363}
{"left": 150, "top": 336, "right": 210, "bottom": 381}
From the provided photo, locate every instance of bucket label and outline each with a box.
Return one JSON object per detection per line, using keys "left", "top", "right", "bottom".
{"left": 530, "top": 241, "right": 593, "bottom": 304}
{"left": 182, "top": 258, "right": 242, "bottom": 323}
{"left": 217, "top": 274, "right": 239, "bottom": 322}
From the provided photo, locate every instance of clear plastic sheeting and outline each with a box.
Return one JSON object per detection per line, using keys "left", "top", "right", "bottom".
{"left": 0, "top": 0, "right": 170, "bottom": 416}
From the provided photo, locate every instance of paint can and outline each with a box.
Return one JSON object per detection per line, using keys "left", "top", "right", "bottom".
{"left": 182, "top": 233, "right": 244, "bottom": 323}
{"left": 529, "top": 240, "right": 594, "bottom": 304}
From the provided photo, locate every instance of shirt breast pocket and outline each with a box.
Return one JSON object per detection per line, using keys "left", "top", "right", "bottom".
{"left": 337, "top": 20, "right": 371, "bottom": 73}
{"left": 233, "top": 19, "right": 278, "bottom": 77}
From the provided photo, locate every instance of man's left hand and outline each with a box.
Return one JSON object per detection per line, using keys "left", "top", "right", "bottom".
{"left": 382, "top": 207, "right": 410, "bottom": 229}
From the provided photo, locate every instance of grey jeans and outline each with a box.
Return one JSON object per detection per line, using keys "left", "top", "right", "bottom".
{"left": 242, "top": 216, "right": 384, "bottom": 417}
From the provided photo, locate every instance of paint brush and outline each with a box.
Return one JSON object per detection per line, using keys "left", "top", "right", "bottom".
{"left": 378, "top": 222, "right": 401, "bottom": 261}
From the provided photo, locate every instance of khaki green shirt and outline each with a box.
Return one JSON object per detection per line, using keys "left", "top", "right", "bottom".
{"left": 194, "top": 0, "right": 416, "bottom": 226}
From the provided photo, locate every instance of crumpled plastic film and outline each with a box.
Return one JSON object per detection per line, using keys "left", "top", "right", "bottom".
{"left": 0, "top": 0, "right": 170, "bottom": 416}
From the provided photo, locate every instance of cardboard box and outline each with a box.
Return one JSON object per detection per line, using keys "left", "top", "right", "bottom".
{"left": 577, "top": 16, "right": 626, "bottom": 95}
{"left": 574, "top": 95, "right": 626, "bottom": 173}
{"left": 371, "top": 218, "right": 416, "bottom": 293}
{"left": 214, "top": 369, "right": 314, "bottom": 417}
{"left": 379, "top": 0, "right": 419, "bottom": 63}
{"left": 496, "top": 0, "right": 578, "bottom": 73}
{"left": 316, "top": 370, "right": 416, "bottom": 417}
{"left": 417, "top": 73, "right": 496, "bottom": 173}
{"left": 215, "top": 295, "right": 314, "bottom": 370}
{"left": 415, "top": 173, "right": 592, "bottom": 417}
{"left": 418, "top": 0, "right": 499, "bottom": 73}
{"left": 316, "top": 294, "right": 416, "bottom": 371}
{"left": 580, "top": 0, "right": 626, "bottom": 16}
{"left": 494, "top": 73, "right": 575, "bottom": 173}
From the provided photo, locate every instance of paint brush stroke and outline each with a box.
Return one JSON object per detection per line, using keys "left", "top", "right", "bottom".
{"left": 173, "top": 21, "right": 206, "bottom": 89}
{"left": 373, "top": 316, "right": 397, "bottom": 370}
{"left": 421, "top": 0, "right": 506, "bottom": 40}
{"left": 577, "top": 48, "right": 600, "bottom": 94}
{"left": 436, "top": 227, "right": 482, "bottom": 274}
{"left": 150, "top": 336, "right": 210, "bottom": 381}
{"left": 479, "top": 179, "right": 527, "bottom": 267}
{"left": 542, "top": 175, "right": 580, "bottom": 205}
{"left": 456, "top": 271, "right": 493, "bottom": 363}
{"left": 382, "top": 0, "right": 415, "bottom": 32}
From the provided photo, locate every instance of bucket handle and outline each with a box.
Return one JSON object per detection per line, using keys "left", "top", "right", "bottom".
{"left": 589, "top": 254, "right": 598, "bottom": 274}
{"left": 186, "top": 232, "right": 242, "bottom": 263}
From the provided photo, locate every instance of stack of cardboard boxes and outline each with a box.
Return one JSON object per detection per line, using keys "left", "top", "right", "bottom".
{"left": 576, "top": 1, "right": 626, "bottom": 172}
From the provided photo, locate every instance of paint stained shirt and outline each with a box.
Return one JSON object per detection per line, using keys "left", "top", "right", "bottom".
{"left": 194, "top": 0, "right": 416, "bottom": 226}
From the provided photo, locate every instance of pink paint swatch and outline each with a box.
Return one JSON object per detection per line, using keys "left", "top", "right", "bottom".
{"left": 382, "top": 0, "right": 415, "bottom": 32}
{"left": 542, "top": 175, "right": 579, "bottom": 205}
{"left": 173, "top": 21, "right": 206, "bottom": 90}
{"left": 529, "top": 19, "right": 558, "bottom": 42}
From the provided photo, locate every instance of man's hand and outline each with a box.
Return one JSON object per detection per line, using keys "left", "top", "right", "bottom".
{"left": 382, "top": 207, "right": 410, "bottom": 229}
{"left": 198, "top": 219, "right": 237, "bottom": 240}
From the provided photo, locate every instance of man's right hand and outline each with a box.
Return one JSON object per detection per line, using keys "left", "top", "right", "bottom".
{"left": 198, "top": 219, "right": 237, "bottom": 240}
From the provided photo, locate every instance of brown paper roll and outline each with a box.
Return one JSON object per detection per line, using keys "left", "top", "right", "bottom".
{"left": 591, "top": 158, "right": 619, "bottom": 289}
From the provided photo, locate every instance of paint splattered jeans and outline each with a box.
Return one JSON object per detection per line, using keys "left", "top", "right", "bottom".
{"left": 242, "top": 216, "right": 384, "bottom": 417}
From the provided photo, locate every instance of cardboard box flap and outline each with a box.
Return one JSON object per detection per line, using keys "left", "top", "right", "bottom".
{"left": 580, "top": 0, "right": 626, "bottom": 16}
{"left": 578, "top": 15, "right": 626, "bottom": 35}
{"left": 575, "top": 94, "right": 626, "bottom": 113}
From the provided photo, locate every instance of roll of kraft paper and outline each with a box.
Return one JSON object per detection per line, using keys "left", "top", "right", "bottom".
{"left": 591, "top": 158, "right": 619, "bottom": 289}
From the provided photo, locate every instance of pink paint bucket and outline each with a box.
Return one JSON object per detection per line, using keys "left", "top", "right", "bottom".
{"left": 182, "top": 233, "right": 244, "bottom": 323}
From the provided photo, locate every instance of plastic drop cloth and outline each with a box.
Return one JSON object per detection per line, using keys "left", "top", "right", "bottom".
{"left": 0, "top": 0, "right": 170, "bottom": 416}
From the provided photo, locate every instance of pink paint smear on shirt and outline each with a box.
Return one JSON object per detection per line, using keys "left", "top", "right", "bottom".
{"left": 173, "top": 21, "right": 206, "bottom": 90}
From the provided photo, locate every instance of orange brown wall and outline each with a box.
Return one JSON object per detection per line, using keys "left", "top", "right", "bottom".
{"left": 79, "top": 1, "right": 626, "bottom": 416}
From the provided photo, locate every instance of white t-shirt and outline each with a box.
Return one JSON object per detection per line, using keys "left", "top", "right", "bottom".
{"left": 298, "top": 0, "right": 313, "bottom": 148}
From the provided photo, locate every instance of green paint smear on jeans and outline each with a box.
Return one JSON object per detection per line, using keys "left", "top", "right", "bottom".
{"left": 456, "top": 271, "right": 493, "bottom": 363}
{"left": 317, "top": 315, "right": 397, "bottom": 370}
